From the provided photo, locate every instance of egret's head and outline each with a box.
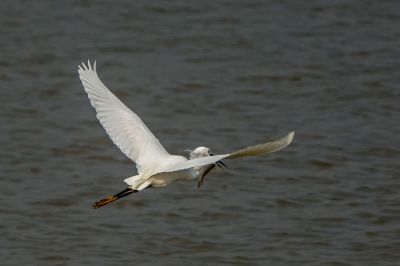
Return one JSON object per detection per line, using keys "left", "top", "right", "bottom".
{"left": 188, "top": 146, "right": 213, "bottom": 159}
{"left": 188, "top": 146, "right": 229, "bottom": 189}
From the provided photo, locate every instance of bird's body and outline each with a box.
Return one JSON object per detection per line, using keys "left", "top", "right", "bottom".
{"left": 124, "top": 147, "right": 222, "bottom": 189}
{"left": 78, "top": 61, "right": 294, "bottom": 208}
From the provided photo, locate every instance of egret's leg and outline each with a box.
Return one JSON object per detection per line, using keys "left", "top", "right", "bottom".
{"left": 92, "top": 188, "right": 137, "bottom": 209}
{"left": 92, "top": 185, "right": 154, "bottom": 209}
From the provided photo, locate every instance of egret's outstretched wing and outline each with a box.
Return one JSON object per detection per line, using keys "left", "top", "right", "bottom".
{"left": 78, "top": 61, "right": 169, "bottom": 173}
{"left": 162, "top": 154, "right": 229, "bottom": 173}
{"left": 225, "top": 131, "right": 294, "bottom": 159}
{"left": 162, "top": 131, "right": 294, "bottom": 173}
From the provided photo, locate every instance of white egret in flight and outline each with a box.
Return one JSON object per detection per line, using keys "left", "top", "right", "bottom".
{"left": 78, "top": 61, "right": 294, "bottom": 209}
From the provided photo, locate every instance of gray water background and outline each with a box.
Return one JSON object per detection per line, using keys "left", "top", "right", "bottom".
{"left": 1, "top": 1, "right": 399, "bottom": 265}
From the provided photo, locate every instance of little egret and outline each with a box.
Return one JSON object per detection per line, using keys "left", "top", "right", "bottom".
{"left": 78, "top": 61, "right": 294, "bottom": 209}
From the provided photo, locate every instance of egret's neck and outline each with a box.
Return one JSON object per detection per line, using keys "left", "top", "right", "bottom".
{"left": 187, "top": 147, "right": 213, "bottom": 180}
{"left": 190, "top": 165, "right": 208, "bottom": 180}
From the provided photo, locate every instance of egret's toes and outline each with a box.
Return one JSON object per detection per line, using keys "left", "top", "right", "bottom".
{"left": 93, "top": 196, "right": 118, "bottom": 209}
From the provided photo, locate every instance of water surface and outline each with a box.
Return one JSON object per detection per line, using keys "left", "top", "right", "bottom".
{"left": 1, "top": 1, "right": 399, "bottom": 265}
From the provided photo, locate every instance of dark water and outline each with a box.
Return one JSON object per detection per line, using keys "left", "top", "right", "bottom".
{"left": 1, "top": 1, "right": 399, "bottom": 265}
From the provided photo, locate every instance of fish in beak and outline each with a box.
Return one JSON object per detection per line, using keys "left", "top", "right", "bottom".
{"left": 197, "top": 160, "right": 228, "bottom": 188}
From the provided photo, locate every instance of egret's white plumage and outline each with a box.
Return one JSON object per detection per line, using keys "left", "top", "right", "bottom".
{"left": 78, "top": 61, "right": 294, "bottom": 208}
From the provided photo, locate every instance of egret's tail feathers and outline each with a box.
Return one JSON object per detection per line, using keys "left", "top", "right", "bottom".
{"left": 124, "top": 175, "right": 144, "bottom": 187}
{"left": 92, "top": 188, "right": 137, "bottom": 209}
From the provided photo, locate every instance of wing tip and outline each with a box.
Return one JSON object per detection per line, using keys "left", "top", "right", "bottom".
{"left": 77, "top": 60, "right": 97, "bottom": 73}
{"left": 287, "top": 131, "right": 295, "bottom": 144}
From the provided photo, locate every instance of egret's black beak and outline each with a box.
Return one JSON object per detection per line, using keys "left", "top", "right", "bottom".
{"left": 216, "top": 160, "right": 228, "bottom": 169}
{"left": 208, "top": 152, "right": 228, "bottom": 169}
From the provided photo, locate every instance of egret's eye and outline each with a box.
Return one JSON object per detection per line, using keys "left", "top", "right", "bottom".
{"left": 208, "top": 151, "right": 213, "bottom": 156}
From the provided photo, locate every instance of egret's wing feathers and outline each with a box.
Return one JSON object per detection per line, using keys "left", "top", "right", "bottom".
{"left": 78, "top": 61, "right": 169, "bottom": 173}
{"left": 162, "top": 154, "right": 228, "bottom": 173}
{"left": 225, "top": 131, "right": 294, "bottom": 159}
{"left": 162, "top": 131, "right": 294, "bottom": 173}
